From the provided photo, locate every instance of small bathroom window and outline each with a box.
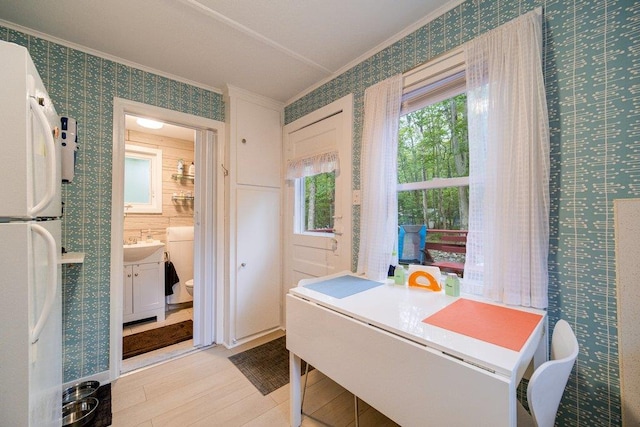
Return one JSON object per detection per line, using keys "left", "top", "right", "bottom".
{"left": 124, "top": 144, "right": 162, "bottom": 213}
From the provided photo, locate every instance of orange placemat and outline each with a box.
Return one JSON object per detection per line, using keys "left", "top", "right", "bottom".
{"left": 422, "top": 299, "right": 543, "bottom": 351}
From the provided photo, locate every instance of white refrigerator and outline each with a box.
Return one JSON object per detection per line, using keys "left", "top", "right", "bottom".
{"left": 0, "top": 40, "right": 63, "bottom": 426}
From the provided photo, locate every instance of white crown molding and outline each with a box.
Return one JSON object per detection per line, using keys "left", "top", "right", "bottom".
{"left": 285, "top": 0, "right": 465, "bottom": 106}
{"left": 0, "top": 19, "right": 224, "bottom": 95}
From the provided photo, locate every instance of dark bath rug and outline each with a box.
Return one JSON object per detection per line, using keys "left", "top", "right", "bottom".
{"left": 123, "top": 320, "right": 193, "bottom": 359}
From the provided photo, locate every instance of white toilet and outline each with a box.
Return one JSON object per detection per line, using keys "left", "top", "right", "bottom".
{"left": 185, "top": 279, "right": 194, "bottom": 296}
{"left": 165, "top": 226, "right": 194, "bottom": 304}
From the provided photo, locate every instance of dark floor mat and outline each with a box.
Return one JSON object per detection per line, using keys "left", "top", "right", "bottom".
{"left": 228, "top": 336, "right": 312, "bottom": 396}
{"left": 123, "top": 320, "right": 192, "bottom": 359}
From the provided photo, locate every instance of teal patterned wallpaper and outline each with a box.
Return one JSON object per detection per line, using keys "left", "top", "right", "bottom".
{"left": 0, "top": 26, "right": 224, "bottom": 382}
{"left": 2, "top": 0, "right": 635, "bottom": 423}
{"left": 286, "top": 0, "right": 636, "bottom": 425}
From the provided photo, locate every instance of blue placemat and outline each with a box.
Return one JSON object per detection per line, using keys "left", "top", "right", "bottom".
{"left": 303, "top": 275, "right": 383, "bottom": 299}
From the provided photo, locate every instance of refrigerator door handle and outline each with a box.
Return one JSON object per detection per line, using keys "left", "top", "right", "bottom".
{"left": 28, "top": 97, "right": 57, "bottom": 217}
{"left": 30, "top": 223, "right": 57, "bottom": 344}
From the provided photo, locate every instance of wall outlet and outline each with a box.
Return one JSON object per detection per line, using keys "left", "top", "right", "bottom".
{"left": 353, "top": 190, "right": 361, "bottom": 205}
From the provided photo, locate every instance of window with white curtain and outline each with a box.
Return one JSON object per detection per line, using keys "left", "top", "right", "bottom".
{"left": 395, "top": 9, "right": 550, "bottom": 308}
{"left": 398, "top": 52, "right": 469, "bottom": 268}
{"left": 287, "top": 152, "right": 338, "bottom": 234}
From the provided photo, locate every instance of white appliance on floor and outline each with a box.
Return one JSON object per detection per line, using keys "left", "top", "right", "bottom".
{"left": 166, "top": 226, "right": 194, "bottom": 304}
{"left": 0, "top": 40, "right": 63, "bottom": 426}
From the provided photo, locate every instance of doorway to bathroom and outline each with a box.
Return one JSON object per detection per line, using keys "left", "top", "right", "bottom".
{"left": 110, "top": 99, "right": 225, "bottom": 379}
{"left": 122, "top": 116, "right": 197, "bottom": 372}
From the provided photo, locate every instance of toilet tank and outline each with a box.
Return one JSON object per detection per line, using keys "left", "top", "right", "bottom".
{"left": 166, "top": 226, "right": 194, "bottom": 304}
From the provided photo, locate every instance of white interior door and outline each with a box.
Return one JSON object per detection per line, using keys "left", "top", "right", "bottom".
{"left": 193, "top": 128, "right": 220, "bottom": 347}
{"left": 235, "top": 187, "right": 281, "bottom": 340}
{"left": 283, "top": 95, "right": 353, "bottom": 292}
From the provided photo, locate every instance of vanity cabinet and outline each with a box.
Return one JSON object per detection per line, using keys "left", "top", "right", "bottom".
{"left": 225, "top": 85, "right": 283, "bottom": 346}
{"left": 123, "top": 261, "right": 165, "bottom": 323}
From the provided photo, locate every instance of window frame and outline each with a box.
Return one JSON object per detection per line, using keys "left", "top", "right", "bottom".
{"left": 124, "top": 144, "right": 163, "bottom": 214}
{"left": 397, "top": 47, "right": 469, "bottom": 231}
{"left": 398, "top": 48, "right": 469, "bottom": 191}
{"left": 293, "top": 172, "right": 336, "bottom": 236}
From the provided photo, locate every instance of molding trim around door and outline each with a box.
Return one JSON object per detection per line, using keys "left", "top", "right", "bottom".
{"left": 110, "top": 98, "right": 225, "bottom": 381}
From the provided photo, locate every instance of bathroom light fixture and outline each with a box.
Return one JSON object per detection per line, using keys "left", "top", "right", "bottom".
{"left": 136, "top": 117, "right": 164, "bottom": 129}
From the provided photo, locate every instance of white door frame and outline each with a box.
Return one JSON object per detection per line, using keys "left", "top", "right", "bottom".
{"left": 282, "top": 94, "right": 353, "bottom": 300}
{"left": 110, "top": 98, "right": 225, "bottom": 381}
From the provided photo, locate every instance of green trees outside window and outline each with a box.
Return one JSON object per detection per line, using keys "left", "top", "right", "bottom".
{"left": 398, "top": 93, "right": 469, "bottom": 230}
{"left": 300, "top": 93, "right": 468, "bottom": 238}
{"left": 304, "top": 171, "right": 335, "bottom": 233}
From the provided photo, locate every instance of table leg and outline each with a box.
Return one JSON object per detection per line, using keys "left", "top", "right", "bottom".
{"left": 290, "top": 351, "right": 302, "bottom": 427}
{"left": 533, "top": 316, "right": 549, "bottom": 370}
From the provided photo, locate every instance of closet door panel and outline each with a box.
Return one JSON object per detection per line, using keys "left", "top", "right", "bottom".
{"left": 236, "top": 98, "right": 281, "bottom": 187}
{"left": 234, "top": 186, "right": 281, "bottom": 340}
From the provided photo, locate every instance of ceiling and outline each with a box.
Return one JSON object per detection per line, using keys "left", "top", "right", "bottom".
{"left": 0, "top": 0, "right": 459, "bottom": 103}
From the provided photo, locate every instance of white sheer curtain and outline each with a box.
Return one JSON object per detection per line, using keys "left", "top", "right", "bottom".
{"left": 357, "top": 74, "right": 403, "bottom": 281}
{"left": 464, "top": 8, "right": 550, "bottom": 308}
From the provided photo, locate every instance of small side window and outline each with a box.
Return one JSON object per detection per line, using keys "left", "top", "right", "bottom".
{"left": 124, "top": 144, "right": 162, "bottom": 214}
{"left": 299, "top": 171, "right": 335, "bottom": 234}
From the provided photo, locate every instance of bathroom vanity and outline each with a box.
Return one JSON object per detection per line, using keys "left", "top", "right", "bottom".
{"left": 123, "top": 241, "right": 165, "bottom": 323}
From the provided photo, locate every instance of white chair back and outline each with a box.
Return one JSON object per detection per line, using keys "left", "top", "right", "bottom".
{"left": 523, "top": 319, "right": 579, "bottom": 427}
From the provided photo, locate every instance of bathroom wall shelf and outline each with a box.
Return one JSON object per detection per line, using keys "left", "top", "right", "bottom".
{"left": 172, "top": 195, "right": 194, "bottom": 202}
{"left": 60, "top": 252, "right": 85, "bottom": 264}
{"left": 171, "top": 173, "right": 195, "bottom": 182}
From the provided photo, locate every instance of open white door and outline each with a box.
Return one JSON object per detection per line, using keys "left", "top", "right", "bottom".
{"left": 283, "top": 95, "right": 353, "bottom": 294}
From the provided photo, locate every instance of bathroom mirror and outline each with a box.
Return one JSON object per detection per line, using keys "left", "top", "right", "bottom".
{"left": 124, "top": 144, "right": 162, "bottom": 213}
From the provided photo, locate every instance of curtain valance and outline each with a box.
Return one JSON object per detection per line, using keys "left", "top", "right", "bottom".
{"left": 285, "top": 151, "right": 339, "bottom": 180}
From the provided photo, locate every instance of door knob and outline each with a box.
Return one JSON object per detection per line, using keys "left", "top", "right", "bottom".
{"left": 240, "top": 263, "right": 247, "bottom": 268}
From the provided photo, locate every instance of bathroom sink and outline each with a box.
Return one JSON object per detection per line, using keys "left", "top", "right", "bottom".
{"left": 123, "top": 241, "right": 165, "bottom": 263}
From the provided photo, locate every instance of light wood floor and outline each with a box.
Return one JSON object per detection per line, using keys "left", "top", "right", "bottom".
{"left": 112, "top": 330, "right": 398, "bottom": 426}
